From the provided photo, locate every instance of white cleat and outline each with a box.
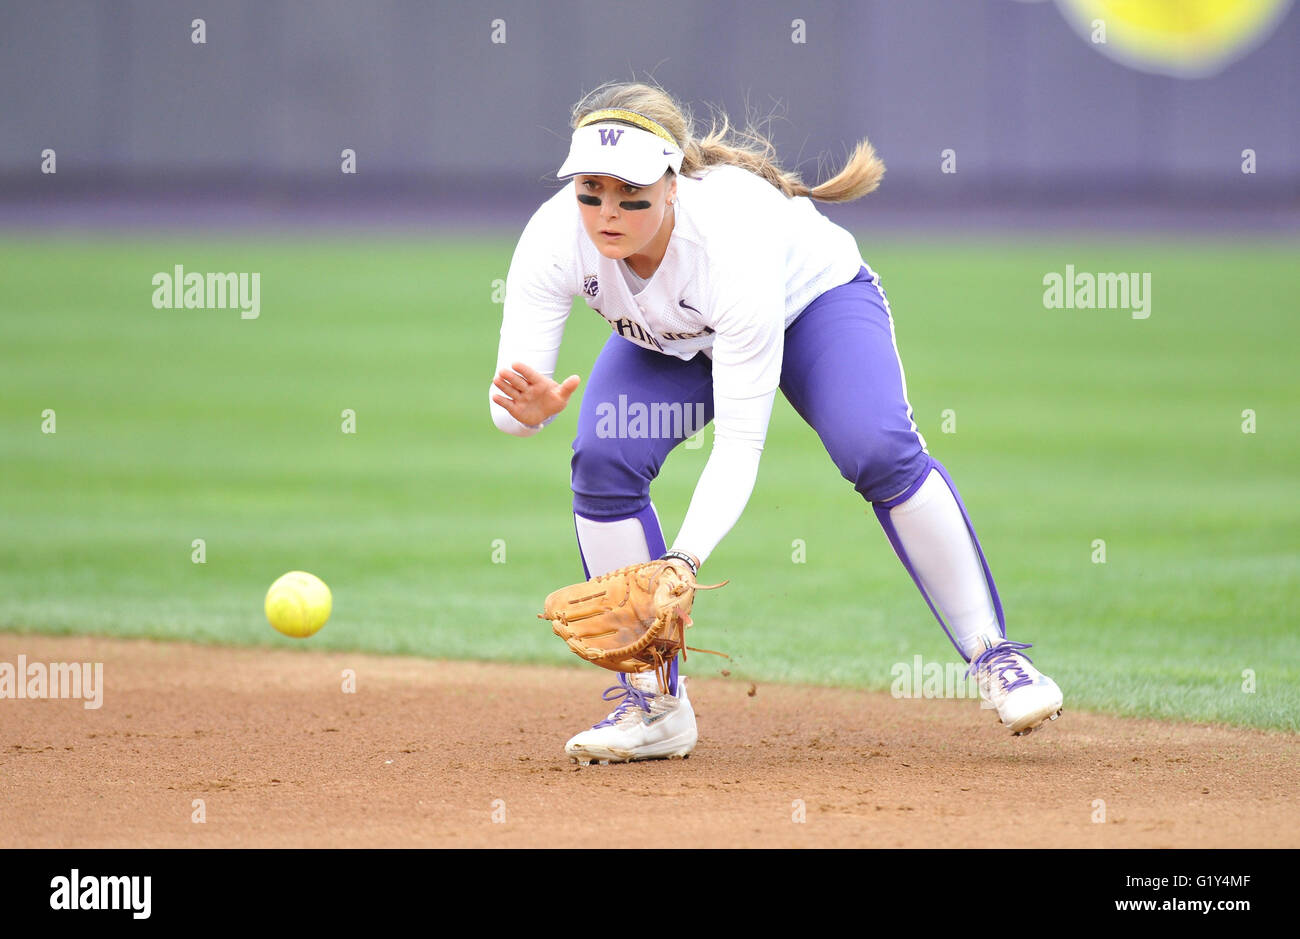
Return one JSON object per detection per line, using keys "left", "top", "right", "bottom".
{"left": 565, "top": 672, "right": 698, "bottom": 764}
{"left": 968, "top": 639, "right": 1064, "bottom": 735}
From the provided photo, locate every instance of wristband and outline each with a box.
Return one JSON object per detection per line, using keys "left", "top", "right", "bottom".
{"left": 660, "top": 550, "right": 699, "bottom": 577}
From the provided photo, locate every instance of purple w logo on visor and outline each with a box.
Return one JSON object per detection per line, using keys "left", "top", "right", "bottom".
{"left": 598, "top": 128, "right": 625, "bottom": 146}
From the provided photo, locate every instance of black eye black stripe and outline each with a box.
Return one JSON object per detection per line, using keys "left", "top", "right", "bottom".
{"left": 576, "top": 192, "right": 653, "bottom": 211}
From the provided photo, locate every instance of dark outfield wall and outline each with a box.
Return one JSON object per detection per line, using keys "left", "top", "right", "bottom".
{"left": 1, "top": 0, "right": 1296, "bottom": 199}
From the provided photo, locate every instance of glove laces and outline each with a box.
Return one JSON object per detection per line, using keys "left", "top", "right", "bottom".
{"left": 967, "top": 640, "right": 1035, "bottom": 693}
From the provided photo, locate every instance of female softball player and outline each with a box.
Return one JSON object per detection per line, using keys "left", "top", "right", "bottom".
{"left": 490, "top": 81, "right": 1063, "bottom": 764}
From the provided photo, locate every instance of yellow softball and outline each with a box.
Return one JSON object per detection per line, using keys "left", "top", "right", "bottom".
{"left": 265, "top": 571, "right": 332, "bottom": 638}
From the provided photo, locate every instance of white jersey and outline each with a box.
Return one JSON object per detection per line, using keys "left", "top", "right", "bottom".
{"left": 494, "top": 164, "right": 862, "bottom": 414}
{"left": 491, "top": 164, "right": 866, "bottom": 563}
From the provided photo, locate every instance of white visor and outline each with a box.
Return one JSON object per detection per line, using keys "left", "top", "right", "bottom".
{"left": 556, "top": 122, "right": 684, "bottom": 187}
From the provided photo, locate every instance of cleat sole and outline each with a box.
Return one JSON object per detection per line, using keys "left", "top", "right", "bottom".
{"left": 564, "top": 744, "right": 696, "bottom": 765}
{"left": 1010, "top": 708, "right": 1064, "bottom": 736}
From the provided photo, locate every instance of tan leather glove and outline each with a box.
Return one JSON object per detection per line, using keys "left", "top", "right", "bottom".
{"left": 538, "top": 559, "right": 726, "bottom": 692}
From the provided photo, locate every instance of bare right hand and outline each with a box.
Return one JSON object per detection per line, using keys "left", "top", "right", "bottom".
{"left": 491, "top": 361, "right": 582, "bottom": 427}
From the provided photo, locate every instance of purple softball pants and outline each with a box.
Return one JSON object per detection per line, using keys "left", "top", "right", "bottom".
{"left": 570, "top": 265, "right": 932, "bottom": 517}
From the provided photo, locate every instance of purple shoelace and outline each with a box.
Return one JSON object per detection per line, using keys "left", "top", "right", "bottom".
{"left": 967, "top": 639, "right": 1035, "bottom": 692}
{"left": 593, "top": 673, "right": 654, "bottom": 728}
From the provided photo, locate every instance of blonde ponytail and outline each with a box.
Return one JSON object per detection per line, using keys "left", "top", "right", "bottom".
{"left": 571, "top": 81, "right": 884, "bottom": 204}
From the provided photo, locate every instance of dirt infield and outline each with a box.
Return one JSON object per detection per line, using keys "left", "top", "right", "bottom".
{"left": 2, "top": 634, "right": 1296, "bottom": 848}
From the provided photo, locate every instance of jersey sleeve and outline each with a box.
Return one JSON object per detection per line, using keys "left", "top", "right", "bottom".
{"left": 490, "top": 199, "right": 579, "bottom": 436}
{"left": 671, "top": 220, "right": 786, "bottom": 563}
{"left": 706, "top": 227, "right": 787, "bottom": 405}
{"left": 670, "top": 389, "right": 775, "bottom": 564}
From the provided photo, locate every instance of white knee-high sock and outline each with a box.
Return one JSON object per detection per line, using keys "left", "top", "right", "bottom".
{"left": 573, "top": 506, "right": 663, "bottom": 576}
{"left": 888, "top": 469, "right": 1001, "bottom": 659}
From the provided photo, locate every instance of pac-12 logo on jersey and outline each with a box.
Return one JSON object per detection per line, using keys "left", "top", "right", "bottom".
{"left": 598, "top": 129, "right": 624, "bottom": 146}
{"left": 582, "top": 274, "right": 599, "bottom": 297}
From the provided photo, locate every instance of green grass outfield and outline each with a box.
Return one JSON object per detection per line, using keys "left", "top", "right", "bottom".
{"left": 1, "top": 234, "right": 1296, "bottom": 730}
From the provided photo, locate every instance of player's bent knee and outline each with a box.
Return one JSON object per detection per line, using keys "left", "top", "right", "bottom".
{"left": 827, "top": 429, "right": 929, "bottom": 503}
{"left": 570, "top": 434, "right": 656, "bottom": 518}
{"left": 571, "top": 490, "right": 651, "bottom": 519}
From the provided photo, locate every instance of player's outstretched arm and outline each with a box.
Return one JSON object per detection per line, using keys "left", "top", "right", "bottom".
{"left": 491, "top": 361, "right": 581, "bottom": 429}
{"left": 672, "top": 388, "right": 775, "bottom": 567}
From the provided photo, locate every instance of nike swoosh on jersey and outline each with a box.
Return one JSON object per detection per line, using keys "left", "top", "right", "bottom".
{"left": 678, "top": 299, "right": 702, "bottom": 316}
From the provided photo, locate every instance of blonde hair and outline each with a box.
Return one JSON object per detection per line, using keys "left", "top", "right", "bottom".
{"left": 570, "top": 81, "right": 884, "bottom": 203}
